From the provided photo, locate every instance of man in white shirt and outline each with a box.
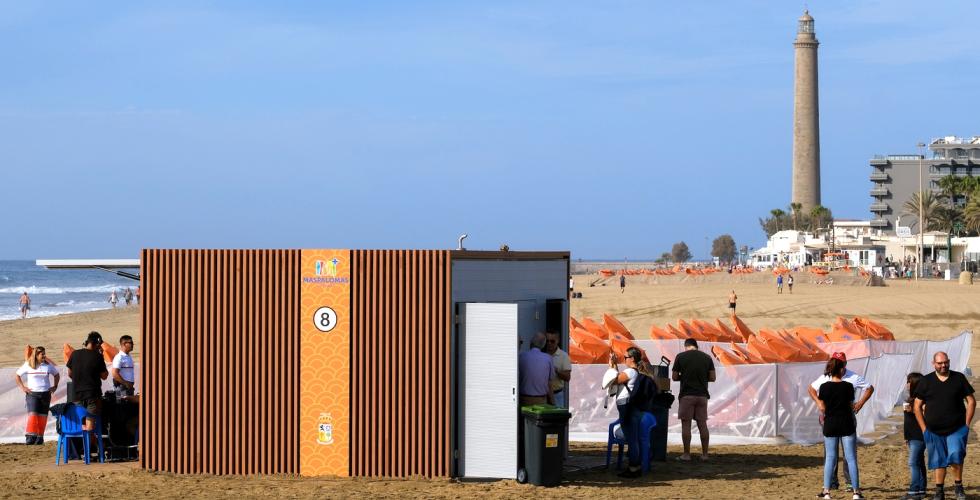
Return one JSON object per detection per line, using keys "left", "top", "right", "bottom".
{"left": 112, "top": 335, "right": 136, "bottom": 397}
{"left": 807, "top": 352, "right": 875, "bottom": 491}
{"left": 545, "top": 331, "right": 572, "bottom": 408}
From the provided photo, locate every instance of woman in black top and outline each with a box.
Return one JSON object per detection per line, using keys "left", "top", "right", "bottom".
{"left": 816, "top": 357, "right": 864, "bottom": 500}
{"left": 902, "top": 372, "right": 926, "bottom": 500}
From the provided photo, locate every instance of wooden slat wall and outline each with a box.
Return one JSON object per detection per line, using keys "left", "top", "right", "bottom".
{"left": 141, "top": 249, "right": 301, "bottom": 475}
{"left": 350, "top": 250, "right": 452, "bottom": 477}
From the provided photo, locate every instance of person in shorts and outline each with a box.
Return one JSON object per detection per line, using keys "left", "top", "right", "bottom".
{"left": 672, "top": 338, "right": 715, "bottom": 461}
{"left": 67, "top": 331, "right": 109, "bottom": 431}
{"left": 728, "top": 290, "right": 737, "bottom": 313}
{"left": 913, "top": 351, "right": 975, "bottom": 500}
{"left": 19, "top": 292, "right": 31, "bottom": 319}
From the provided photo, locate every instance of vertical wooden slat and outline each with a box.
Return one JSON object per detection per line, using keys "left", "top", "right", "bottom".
{"left": 142, "top": 249, "right": 302, "bottom": 476}
{"left": 347, "top": 250, "right": 451, "bottom": 478}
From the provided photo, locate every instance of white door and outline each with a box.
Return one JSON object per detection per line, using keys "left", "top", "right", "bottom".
{"left": 459, "top": 302, "right": 518, "bottom": 479}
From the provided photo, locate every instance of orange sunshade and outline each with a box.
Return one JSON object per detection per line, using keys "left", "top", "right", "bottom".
{"left": 602, "top": 313, "right": 634, "bottom": 340}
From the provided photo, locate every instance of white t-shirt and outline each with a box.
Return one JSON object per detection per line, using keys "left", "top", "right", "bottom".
{"left": 810, "top": 368, "right": 871, "bottom": 398}
{"left": 549, "top": 348, "right": 572, "bottom": 392}
{"left": 615, "top": 368, "right": 638, "bottom": 403}
{"left": 112, "top": 351, "right": 135, "bottom": 383}
{"left": 16, "top": 362, "right": 58, "bottom": 392}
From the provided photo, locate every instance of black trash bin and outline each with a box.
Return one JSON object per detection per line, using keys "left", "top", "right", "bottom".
{"left": 650, "top": 404, "right": 669, "bottom": 461}
{"left": 520, "top": 404, "right": 571, "bottom": 486}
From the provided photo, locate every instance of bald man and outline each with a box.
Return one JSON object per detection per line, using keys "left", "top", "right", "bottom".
{"left": 913, "top": 351, "right": 975, "bottom": 500}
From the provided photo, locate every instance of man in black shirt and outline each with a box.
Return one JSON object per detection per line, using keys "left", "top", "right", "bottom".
{"left": 913, "top": 351, "right": 975, "bottom": 500}
{"left": 67, "top": 331, "right": 109, "bottom": 431}
{"left": 672, "top": 338, "right": 716, "bottom": 461}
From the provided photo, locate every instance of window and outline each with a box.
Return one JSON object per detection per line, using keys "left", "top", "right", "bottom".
{"left": 858, "top": 251, "right": 869, "bottom": 266}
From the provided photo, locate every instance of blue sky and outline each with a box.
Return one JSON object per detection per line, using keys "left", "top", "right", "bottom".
{"left": 2, "top": 1, "right": 978, "bottom": 260}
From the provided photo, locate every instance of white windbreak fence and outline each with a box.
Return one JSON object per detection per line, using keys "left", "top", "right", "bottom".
{"left": 0, "top": 364, "right": 140, "bottom": 444}
{"left": 570, "top": 332, "right": 971, "bottom": 444}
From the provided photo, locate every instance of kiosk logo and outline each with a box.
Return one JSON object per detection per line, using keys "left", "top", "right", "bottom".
{"left": 317, "top": 413, "right": 334, "bottom": 445}
{"left": 315, "top": 258, "right": 340, "bottom": 277}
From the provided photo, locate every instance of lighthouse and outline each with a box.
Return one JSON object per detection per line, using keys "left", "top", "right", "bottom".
{"left": 792, "top": 10, "right": 821, "bottom": 211}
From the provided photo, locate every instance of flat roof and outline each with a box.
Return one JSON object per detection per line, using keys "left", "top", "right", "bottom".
{"left": 35, "top": 259, "right": 140, "bottom": 269}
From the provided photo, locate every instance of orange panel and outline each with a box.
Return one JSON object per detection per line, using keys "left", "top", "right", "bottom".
{"left": 299, "top": 250, "right": 352, "bottom": 476}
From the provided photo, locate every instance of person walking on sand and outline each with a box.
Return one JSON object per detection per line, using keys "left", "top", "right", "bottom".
{"left": 673, "top": 338, "right": 715, "bottom": 462}
{"left": 776, "top": 273, "right": 784, "bottom": 294}
{"left": 913, "top": 352, "right": 975, "bottom": 500}
{"left": 619, "top": 274, "right": 626, "bottom": 293}
{"left": 109, "top": 290, "right": 119, "bottom": 308}
{"left": 123, "top": 287, "right": 133, "bottom": 306}
{"left": 19, "top": 292, "right": 31, "bottom": 319}
{"left": 728, "top": 290, "right": 737, "bottom": 313}
{"left": 787, "top": 274, "right": 794, "bottom": 294}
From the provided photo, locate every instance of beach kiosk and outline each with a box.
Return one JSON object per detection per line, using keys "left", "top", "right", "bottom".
{"left": 136, "top": 248, "right": 569, "bottom": 478}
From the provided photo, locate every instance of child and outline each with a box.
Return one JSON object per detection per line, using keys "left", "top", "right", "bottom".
{"left": 901, "top": 372, "right": 926, "bottom": 500}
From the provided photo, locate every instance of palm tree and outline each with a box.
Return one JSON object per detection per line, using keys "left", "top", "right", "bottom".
{"left": 770, "top": 209, "right": 786, "bottom": 231}
{"left": 809, "top": 205, "right": 832, "bottom": 233}
{"left": 938, "top": 175, "right": 965, "bottom": 208}
{"left": 932, "top": 206, "right": 959, "bottom": 234}
{"left": 963, "top": 197, "right": 980, "bottom": 233}
{"left": 903, "top": 190, "right": 940, "bottom": 230}
{"left": 789, "top": 202, "right": 802, "bottom": 230}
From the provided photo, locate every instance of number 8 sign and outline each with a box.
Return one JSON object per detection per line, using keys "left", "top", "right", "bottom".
{"left": 313, "top": 306, "right": 338, "bottom": 333}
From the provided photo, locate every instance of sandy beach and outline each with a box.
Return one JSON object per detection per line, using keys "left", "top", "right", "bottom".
{"left": 0, "top": 307, "right": 140, "bottom": 367}
{"left": 0, "top": 273, "right": 977, "bottom": 498}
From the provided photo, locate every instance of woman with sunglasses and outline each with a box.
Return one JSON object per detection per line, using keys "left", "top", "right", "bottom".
{"left": 14, "top": 346, "right": 60, "bottom": 444}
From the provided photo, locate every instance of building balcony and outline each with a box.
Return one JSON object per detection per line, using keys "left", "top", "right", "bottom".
{"left": 869, "top": 172, "right": 889, "bottom": 182}
{"left": 870, "top": 203, "right": 889, "bottom": 212}
{"left": 870, "top": 158, "right": 890, "bottom": 167}
{"left": 870, "top": 219, "right": 889, "bottom": 228}
{"left": 870, "top": 187, "right": 889, "bottom": 196}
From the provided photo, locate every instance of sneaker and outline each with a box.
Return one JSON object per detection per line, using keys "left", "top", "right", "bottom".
{"left": 852, "top": 493, "right": 864, "bottom": 500}
{"left": 900, "top": 494, "right": 924, "bottom": 500}
{"left": 932, "top": 490, "right": 945, "bottom": 500}
{"left": 953, "top": 484, "right": 966, "bottom": 500}
{"left": 816, "top": 492, "right": 831, "bottom": 499}
{"left": 616, "top": 468, "right": 641, "bottom": 479}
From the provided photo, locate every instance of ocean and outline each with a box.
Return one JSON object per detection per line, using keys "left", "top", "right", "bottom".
{"left": 0, "top": 260, "right": 138, "bottom": 321}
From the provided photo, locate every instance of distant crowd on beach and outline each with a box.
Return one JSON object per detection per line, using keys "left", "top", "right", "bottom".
{"left": 107, "top": 287, "right": 139, "bottom": 309}
{"left": 17, "top": 286, "right": 139, "bottom": 320}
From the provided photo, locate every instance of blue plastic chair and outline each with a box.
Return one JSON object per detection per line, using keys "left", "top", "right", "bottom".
{"left": 606, "top": 412, "right": 658, "bottom": 472}
{"left": 56, "top": 404, "right": 104, "bottom": 465}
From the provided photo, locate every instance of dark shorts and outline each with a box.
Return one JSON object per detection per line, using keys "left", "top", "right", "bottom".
{"left": 75, "top": 397, "right": 103, "bottom": 417}
{"left": 678, "top": 395, "right": 708, "bottom": 422}
{"left": 728, "top": 303, "right": 736, "bottom": 309}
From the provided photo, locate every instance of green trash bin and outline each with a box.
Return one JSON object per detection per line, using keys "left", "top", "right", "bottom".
{"left": 520, "top": 404, "right": 571, "bottom": 487}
